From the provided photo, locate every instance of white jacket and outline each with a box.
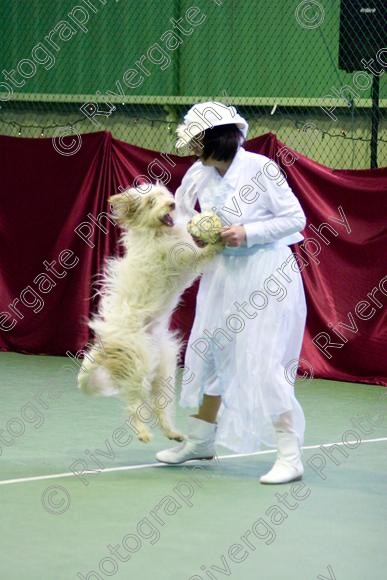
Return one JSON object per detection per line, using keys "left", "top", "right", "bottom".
{"left": 175, "top": 147, "right": 306, "bottom": 247}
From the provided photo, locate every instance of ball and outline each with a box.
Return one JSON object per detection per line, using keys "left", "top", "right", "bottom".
{"left": 187, "top": 211, "right": 223, "bottom": 244}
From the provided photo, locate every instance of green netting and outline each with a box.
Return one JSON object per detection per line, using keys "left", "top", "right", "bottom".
{"left": 0, "top": 0, "right": 386, "bottom": 168}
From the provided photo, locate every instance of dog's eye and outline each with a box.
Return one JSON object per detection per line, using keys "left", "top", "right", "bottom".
{"left": 147, "top": 197, "right": 156, "bottom": 207}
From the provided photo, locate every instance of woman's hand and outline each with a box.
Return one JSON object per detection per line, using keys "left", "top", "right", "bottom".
{"left": 220, "top": 225, "right": 247, "bottom": 247}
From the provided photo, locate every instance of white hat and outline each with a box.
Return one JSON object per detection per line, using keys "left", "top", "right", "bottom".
{"left": 176, "top": 101, "right": 248, "bottom": 148}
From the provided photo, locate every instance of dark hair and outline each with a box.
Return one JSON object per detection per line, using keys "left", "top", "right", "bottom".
{"left": 201, "top": 124, "right": 244, "bottom": 162}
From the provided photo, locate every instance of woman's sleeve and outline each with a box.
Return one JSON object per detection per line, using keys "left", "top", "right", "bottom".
{"left": 243, "top": 163, "right": 306, "bottom": 247}
{"left": 174, "top": 165, "right": 200, "bottom": 225}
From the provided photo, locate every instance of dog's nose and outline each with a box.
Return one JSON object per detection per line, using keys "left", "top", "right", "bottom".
{"left": 170, "top": 202, "right": 176, "bottom": 210}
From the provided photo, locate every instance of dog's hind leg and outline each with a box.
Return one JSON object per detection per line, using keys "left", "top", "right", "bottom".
{"left": 126, "top": 390, "right": 155, "bottom": 444}
{"left": 150, "top": 335, "right": 184, "bottom": 442}
{"left": 111, "top": 346, "right": 155, "bottom": 444}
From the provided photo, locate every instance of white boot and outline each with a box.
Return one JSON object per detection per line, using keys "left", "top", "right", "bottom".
{"left": 260, "top": 431, "right": 304, "bottom": 484}
{"left": 155, "top": 416, "right": 216, "bottom": 464}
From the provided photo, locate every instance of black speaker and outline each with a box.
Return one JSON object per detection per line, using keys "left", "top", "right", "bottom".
{"left": 339, "top": 0, "right": 387, "bottom": 72}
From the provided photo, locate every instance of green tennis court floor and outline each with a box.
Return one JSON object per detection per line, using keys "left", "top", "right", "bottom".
{"left": 1, "top": 351, "right": 386, "bottom": 580}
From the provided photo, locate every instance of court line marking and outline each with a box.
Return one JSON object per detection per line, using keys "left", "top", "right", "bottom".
{"left": 1, "top": 436, "right": 386, "bottom": 487}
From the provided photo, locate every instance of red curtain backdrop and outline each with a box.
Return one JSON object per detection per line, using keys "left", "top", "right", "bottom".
{"left": 0, "top": 131, "right": 386, "bottom": 385}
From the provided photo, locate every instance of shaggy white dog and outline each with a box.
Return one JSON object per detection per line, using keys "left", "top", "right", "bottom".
{"left": 78, "top": 183, "right": 223, "bottom": 443}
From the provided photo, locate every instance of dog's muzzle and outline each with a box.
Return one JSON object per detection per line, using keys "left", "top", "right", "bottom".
{"left": 160, "top": 211, "right": 175, "bottom": 226}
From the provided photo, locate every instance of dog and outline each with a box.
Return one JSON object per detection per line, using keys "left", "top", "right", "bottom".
{"left": 77, "top": 183, "right": 223, "bottom": 443}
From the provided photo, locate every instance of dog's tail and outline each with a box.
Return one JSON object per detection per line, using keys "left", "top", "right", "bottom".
{"left": 77, "top": 351, "right": 120, "bottom": 397}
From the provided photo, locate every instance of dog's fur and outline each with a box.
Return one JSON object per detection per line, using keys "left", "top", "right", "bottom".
{"left": 77, "top": 183, "right": 223, "bottom": 443}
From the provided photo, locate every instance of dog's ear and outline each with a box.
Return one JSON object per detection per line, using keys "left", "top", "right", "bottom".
{"left": 108, "top": 192, "right": 130, "bottom": 205}
{"left": 109, "top": 190, "right": 141, "bottom": 220}
{"left": 145, "top": 195, "right": 157, "bottom": 208}
{"left": 154, "top": 180, "right": 171, "bottom": 195}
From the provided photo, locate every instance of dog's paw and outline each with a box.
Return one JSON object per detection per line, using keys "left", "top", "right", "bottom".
{"left": 166, "top": 431, "right": 185, "bottom": 442}
{"left": 138, "top": 431, "right": 153, "bottom": 443}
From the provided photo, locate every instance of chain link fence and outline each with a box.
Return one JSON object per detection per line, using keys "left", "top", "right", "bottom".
{"left": 0, "top": 0, "right": 386, "bottom": 168}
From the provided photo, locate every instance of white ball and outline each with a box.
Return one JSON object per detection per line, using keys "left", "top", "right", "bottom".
{"left": 187, "top": 211, "right": 223, "bottom": 244}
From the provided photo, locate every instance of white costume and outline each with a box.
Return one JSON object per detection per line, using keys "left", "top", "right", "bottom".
{"left": 175, "top": 147, "right": 307, "bottom": 453}
{"left": 156, "top": 102, "right": 306, "bottom": 483}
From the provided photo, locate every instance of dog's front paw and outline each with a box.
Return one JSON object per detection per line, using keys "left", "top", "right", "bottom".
{"left": 200, "top": 240, "right": 225, "bottom": 258}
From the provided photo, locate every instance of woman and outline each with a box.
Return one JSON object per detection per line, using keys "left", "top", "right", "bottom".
{"left": 156, "top": 102, "right": 307, "bottom": 484}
